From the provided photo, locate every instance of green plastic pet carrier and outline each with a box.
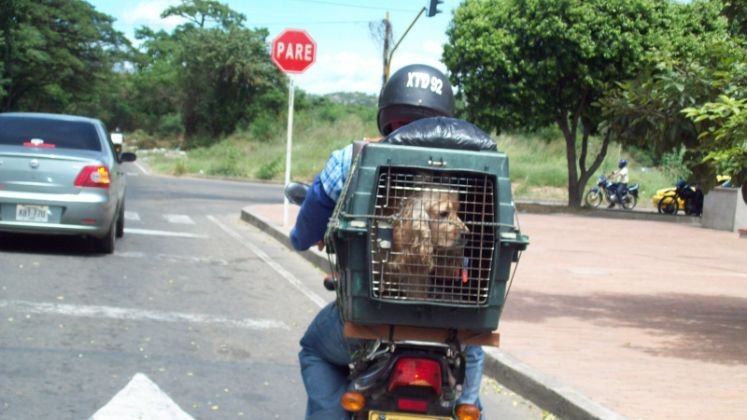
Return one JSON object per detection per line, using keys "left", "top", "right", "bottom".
{"left": 325, "top": 141, "right": 528, "bottom": 332}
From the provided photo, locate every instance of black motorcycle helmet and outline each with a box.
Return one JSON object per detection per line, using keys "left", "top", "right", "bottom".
{"left": 377, "top": 64, "right": 455, "bottom": 135}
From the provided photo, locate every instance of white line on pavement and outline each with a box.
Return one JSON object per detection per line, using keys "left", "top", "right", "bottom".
{"left": 124, "top": 228, "right": 207, "bottom": 238}
{"left": 133, "top": 161, "right": 150, "bottom": 175}
{"left": 207, "top": 215, "right": 327, "bottom": 309}
{"left": 0, "top": 300, "right": 289, "bottom": 330}
{"left": 90, "top": 373, "right": 194, "bottom": 420}
{"left": 163, "top": 214, "right": 195, "bottom": 225}
{"left": 115, "top": 251, "right": 228, "bottom": 265}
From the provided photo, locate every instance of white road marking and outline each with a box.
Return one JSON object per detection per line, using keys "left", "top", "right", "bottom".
{"left": 115, "top": 251, "right": 228, "bottom": 265}
{"left": 163, "top": 214, "right": 195, "bottom": 224}
{"left": 124, "top": 228, "right": 207, "bottom": 239}
{"left": 0, "top": 300, "right": 289, "bottom": 330}
{"left": 133, "top": 161, "right": 150, "bottom": 175}
{"left": 124, "top": 211, "right": 140, "bottom": 221}
{"left": 207, "top": 215, "right": 327, "bottom": 309}
{"left": 125, "top": 172, "right": 139, "bottom": 176}
{"left": 90, "top": 373, "right": 194, "bottom": 420}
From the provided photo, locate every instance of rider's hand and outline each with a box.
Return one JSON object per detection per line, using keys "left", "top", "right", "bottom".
{"left": 316, "top": 240, "right": 325, "bottom": 251}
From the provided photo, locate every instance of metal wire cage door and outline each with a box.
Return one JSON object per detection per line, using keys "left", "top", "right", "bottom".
{"left": 369, "top": 167, "right": 497, "bottom": 305}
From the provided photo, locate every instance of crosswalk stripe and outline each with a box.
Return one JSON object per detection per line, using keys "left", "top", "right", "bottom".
{"left": 163, "top": 214, "right": 195, "bottom": 224}
{"left": 124, "top": 211, "right": 140, "bottom": 221}
{"left": 124, "top": 228, "right": 207, "bottom": 238}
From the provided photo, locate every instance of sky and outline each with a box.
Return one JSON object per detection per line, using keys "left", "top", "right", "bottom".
{"left": 89, "top": 0, "right": 460, "bottom": 95}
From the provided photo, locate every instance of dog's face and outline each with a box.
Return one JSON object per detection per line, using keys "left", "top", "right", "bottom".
{"left": 418, "top": 190, "right": 469, "bottom": 249}
{"left": 394, "top": 189, "right": 469, "bottom": 257}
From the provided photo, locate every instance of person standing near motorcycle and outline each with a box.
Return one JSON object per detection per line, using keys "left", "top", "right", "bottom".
{"left": 290, "top": 64, "right": 486, "bottom": 419}
{"left": 608, "top": 159, "right": 629, "bottom": 208}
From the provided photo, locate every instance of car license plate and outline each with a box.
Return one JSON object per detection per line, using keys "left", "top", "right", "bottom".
{"left": 16, "top": 204, "right": 49, "bottom": 222}
{"left": 368, "top": 411, "right": 450, "bottom": 420}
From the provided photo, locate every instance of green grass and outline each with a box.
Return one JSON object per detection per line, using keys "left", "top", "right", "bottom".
{"left": 136, "top": 110, "right": 678, "bottom": 208}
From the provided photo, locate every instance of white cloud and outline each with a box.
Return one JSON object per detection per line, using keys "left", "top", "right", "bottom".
{"left": 294, "top": 42, "right": 446, "bottom": 95}
{"left": 122, "top": 0, "right": 184, "bottom": 32}
{"left": 296, "top": 50, "right": 383, "bottom": 95}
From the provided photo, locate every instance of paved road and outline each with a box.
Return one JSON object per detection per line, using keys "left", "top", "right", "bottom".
{"left": 0, "top": 168, "right": 546, "bottom": 419}
{"left": 245, "top": 198, "right": 747, "bottom": 420}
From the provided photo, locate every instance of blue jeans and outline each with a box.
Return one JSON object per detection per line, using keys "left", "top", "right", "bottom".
{"left": 298, "top": 302, "right": 485, "bottom": 419}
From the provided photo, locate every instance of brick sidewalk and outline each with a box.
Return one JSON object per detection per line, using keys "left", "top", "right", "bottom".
{"left": 245, "top": 204, "right": 747, "bottom": 419}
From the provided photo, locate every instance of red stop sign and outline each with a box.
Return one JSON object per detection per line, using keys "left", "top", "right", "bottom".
{"left": 271, "top": 29, "right": 316, "bottom": 74}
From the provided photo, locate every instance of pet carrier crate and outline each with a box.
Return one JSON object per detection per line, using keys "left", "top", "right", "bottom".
{"left": 326, "top": 142, "right": 528, "bottom": 332}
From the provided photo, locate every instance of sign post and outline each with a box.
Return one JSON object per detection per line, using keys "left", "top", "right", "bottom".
{"left": 270, "top": 29, "right": 316, "bottom": 228}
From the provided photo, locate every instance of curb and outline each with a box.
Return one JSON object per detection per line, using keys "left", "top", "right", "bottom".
{"left": 515, "top": 201, "right": 702, "bottom": 226}
{"left": 240, "top": 206, "right": 625, "bottom": 419}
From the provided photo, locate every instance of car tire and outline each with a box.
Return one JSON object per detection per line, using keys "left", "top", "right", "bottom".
{"left": 93, "top": 222, "right": 116, "bottom": 254}
{"left": 116, "top": 202, "right": 125, "bottom": 238}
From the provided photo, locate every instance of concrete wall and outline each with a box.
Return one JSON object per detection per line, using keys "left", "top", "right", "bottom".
{"left": 736, "top": 186, "right": 747, "bottom": 231}
{"left": 702, "top": 187, "right": 747, "bottom": 232}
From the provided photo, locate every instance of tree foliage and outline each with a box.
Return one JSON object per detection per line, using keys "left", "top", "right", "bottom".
{"left": 444, "top": 0, "right": 669, "bottom": 206}
{"left": 0, "top": 0, "right": 130, "bottom": 113}
{"left": 132, "top": 0, "right": 286, "bottom": 146}
{"left": 0, "top": 0, "right": 286, "bottom": 147}
{"left": 161, "top": 0, "right": 245, "bottom": 29}
{"left": 723, "top": 0, "right": 747, "bottom": 36}
{"left": 599, "top": 1, "right": 743, "bottom": 190}
{"left": 684, "top": 95, "right": 747, "bottom": 186}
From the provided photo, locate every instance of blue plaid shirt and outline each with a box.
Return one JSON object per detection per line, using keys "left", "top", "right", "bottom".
{"left": 319, "top": 144, "right": 353, "bottom": 202}
{"left": 290, "top": 143, "right": 353, "bottom": 251}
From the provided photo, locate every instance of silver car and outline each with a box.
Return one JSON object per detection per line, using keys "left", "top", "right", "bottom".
{"left": 0, "top": 112, "right": 136, "bottom": 253}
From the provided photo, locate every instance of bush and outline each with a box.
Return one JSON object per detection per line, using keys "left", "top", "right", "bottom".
{"left": 249, "top": 114, "right": 278, "bottom": 141}
{"left": 255, "top": 157, "right": 282, "bottom": 180}
{"left": 157, "top": 113, "right": 184, "bottom": 137}
{"left": 660, "top": 145, "right": 691, "bottom": 182}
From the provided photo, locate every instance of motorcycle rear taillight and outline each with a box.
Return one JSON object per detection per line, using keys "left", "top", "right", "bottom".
{"left": 397, "top": 398, "right": 429, "bottom": 413}
{"left": 387, "top": 357, "right": 442, "bottom": 396}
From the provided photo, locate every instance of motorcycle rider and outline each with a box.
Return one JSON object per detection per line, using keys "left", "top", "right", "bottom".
{"left": 290, "top": 64, "right": 485, "bottom": 419}
{"left": 608, "top": 159, "right": 629, "bottom": 208}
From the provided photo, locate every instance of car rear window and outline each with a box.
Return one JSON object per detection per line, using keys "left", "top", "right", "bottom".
{"left": 0, "top": 116, "right": 102, "bottom": 151}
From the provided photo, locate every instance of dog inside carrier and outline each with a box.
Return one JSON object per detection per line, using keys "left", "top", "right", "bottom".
{"left": 369, "top": 166, "right": 497, "bottom": 305}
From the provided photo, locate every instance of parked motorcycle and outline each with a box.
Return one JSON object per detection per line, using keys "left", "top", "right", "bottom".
{"left": 584, "top": 174, "right": 640, "bottom": 209}
{"left": 284, "top": 182, "right": 485, "bottom": 420}
{"left": 656, "top": 180, "right": 703, "bottom": 216}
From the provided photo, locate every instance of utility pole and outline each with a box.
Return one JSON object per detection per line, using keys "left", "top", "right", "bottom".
{"left": 381, "top": 1, "right": 443, "bottom": 86}
{"left": 382, "top": 12, "right": 391, "bottom": 86}
{"left": 381, "top": 7, "right": 425, "bottom": 85}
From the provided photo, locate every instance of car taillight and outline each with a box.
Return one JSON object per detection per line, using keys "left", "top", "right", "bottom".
{"left": 387, "top": 357, "right": 442, "bottom": 396}
{"left": 74, "top": 165, "right": 111, "bottom": 188}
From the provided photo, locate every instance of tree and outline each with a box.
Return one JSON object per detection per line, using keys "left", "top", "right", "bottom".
{"left": 684, "top": 96, "right": 747, "bottom": 187}
{"left": 0, "top": 0, "right": 130, "bottom": 112}
{"left": 132, "top": 1, "right": 286, "bottom": 145}
{"left": 161, "top": 0, "right": 245, "bottom": 29}
{"left": 444, "top": 0, "right": 669, "bottom": 207}
{"left": 723, "top": 0, "right": 747, "bottom": 36}
{"left": 598, "top": 1, "right": 738, "bottom": 190}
